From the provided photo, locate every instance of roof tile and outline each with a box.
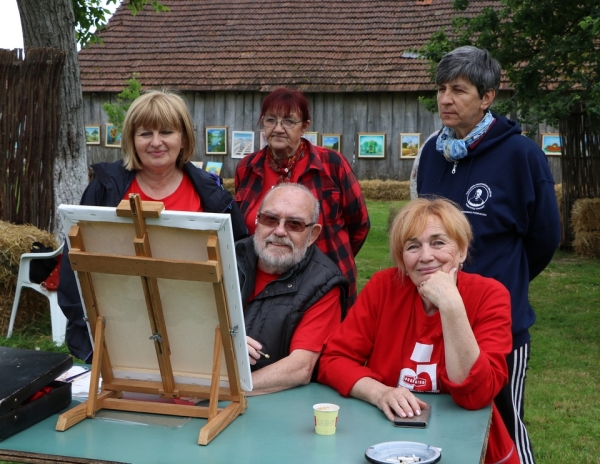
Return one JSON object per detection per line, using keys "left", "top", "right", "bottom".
{"left": 79, "top": 0, "right": 503, "bottom": 92}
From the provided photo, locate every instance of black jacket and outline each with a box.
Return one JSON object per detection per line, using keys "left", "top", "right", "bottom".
{"left": 236, "top": 236, "right": 348, "bottom": 371}
{"left": 58, "top": 160, "right": 248, "bottom": 362}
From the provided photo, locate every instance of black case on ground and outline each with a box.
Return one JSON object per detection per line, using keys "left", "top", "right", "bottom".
{"left": 0, "top": 346, "right": 72, "bottom": 440}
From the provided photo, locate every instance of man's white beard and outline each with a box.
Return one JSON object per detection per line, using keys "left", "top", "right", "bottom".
{"left": 254, "top": 233, "right": 310, "bottom": 275}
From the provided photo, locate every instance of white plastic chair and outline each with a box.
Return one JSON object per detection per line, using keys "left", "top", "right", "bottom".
{"left": 7, "top": 243, "right": 67, "bottom": 345}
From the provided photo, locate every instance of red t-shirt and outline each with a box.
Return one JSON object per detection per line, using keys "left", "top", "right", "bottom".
{"left": 124, "top": 173, "right": 202, "bottom": 212}
{"left": 244, "top": 154, "right": 310, "bottom": 234}
{"left": 252, "top": 267, "right": 342, "bottom": 353}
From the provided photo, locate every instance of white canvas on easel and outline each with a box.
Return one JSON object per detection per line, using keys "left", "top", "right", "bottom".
{"left": 56, "top": 200, "right": 251, "bottom": 444}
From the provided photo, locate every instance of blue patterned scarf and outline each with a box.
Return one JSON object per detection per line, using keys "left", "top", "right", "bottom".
{"left": 436, "top": 111, "right": 495, "bottom": 162}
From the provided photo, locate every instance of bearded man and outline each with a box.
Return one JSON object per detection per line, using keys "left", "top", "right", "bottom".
{"left": 235, "top": 183, "right": 348, "bottom": 395}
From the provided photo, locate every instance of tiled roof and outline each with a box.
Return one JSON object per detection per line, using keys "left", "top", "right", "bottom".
{"left": 79, "top": 0, "right": 503, "bottom": 93}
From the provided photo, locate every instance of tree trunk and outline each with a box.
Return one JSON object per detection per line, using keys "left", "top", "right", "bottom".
{"left": 16, "top": 0, "right": 88, "bottom": 238}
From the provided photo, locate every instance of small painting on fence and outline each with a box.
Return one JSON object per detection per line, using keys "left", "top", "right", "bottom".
{"left": 85, "top": 125, "right": 100, "bottom": 145}
{"left": 358, "top": 133, "right": 386, "bottom": 158}
{"left": 231, "top": 131, "right": 255, "bottom": 159}
{"left": 541, "top": 133, "right": 561, "bottom": 156}
{"left": 322, "top": 134, "right": 341, "bottom": 152}
{"left": 205, "top": 161, "right": 223, "bottom": 176}
{"left": 206, "top": 127, "right": 228, "bottom": 155}
{"left": 400, "top": 133, "right": 420, "bottom": 159}
{"left": 303, "top": 132, "right": 318, "bottom": 145}
{"left": 105, "top": 124, "right": 122, "bottom": 148}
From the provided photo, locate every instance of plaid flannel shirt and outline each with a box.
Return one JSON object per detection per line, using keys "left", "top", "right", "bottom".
{"left": 235, "top": 141, "right": 370, "bottom": 308}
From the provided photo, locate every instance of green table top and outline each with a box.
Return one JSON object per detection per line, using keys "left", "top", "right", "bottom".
{"left": 0, "top": 383, "right": 490, "bottom": 464}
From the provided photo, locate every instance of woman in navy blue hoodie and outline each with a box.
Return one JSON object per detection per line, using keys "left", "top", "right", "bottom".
{"left": 417, "top": 46, "right": 560, "bottom": 464}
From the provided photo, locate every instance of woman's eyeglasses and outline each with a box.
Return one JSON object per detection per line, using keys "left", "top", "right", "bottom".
{"left": 256, "top": 213, "right": 315, "bottom": 232}
{"left": 261, "top": 117, "right": 302, "bottom": 129}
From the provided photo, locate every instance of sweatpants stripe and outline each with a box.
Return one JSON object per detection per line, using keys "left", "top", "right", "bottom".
{"left": 511, "top": 344, "right": 535, "bottom": 464}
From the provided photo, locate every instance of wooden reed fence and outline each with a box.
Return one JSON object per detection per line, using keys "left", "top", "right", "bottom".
{"left": 559, "top": 110, "right": 600, "bottom": 246}
{"left": 0, "top": 48, "right": 65, "bottom": 231}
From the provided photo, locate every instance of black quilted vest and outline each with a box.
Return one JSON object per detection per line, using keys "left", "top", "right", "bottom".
{"left": 236, "top": 237, "right": 348, "bottom": 370}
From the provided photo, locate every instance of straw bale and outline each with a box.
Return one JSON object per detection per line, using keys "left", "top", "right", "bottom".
{"left": 0, "top": 221, "right": 58, "bottom": 335}
{"left": 571, "top": 198, "right": 600, "bottom": 233}
{"left": 222, "top": 178, "right": 235, "bottom": 198}
{"left": 221, "top": 178, "right": 411, "bottom": 202}
{"left": 358, "top": 180, "right": 411, "bottom": 201}
{"left": 572, "top": 231, "right": 600, "bottom": 258}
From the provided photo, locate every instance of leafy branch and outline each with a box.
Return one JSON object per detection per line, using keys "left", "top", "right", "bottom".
{"left": 102, "top": 73, "right": 142, "bottom": 131}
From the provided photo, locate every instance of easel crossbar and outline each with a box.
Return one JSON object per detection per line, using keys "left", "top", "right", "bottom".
{"left": 101, "top": 398, "right": 221, "bottom": 419}
{"left": 102, "top": 379, "right": 236, "bottom": 401}
{"left": 69, "top": 250, "right": 221, "bottom": 282}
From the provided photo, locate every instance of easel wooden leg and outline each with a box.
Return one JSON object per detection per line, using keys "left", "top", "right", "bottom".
{"left": 207, "top": 326, "right": 223, "bottom": 422}
{"left": 199, "top": 402, "right": 243, "bottom": 445}
{"left": 198, "top": 326, "right": 244, "bottom": 445}
{"left": 87, "top": 316, "right": 105, "bottom": 418}
{"left": 56, "top": 316, "right": 117, "bottom": 431}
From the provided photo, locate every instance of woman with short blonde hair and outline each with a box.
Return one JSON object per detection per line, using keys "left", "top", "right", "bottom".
{"left": 319, "top": 197, "right": 519, "bottom": 464}
{"left": 57, "top": 89, "right": 247, "bottom": 364}
{"left": 121, "top": 90, "right": 195, "bottom": 170}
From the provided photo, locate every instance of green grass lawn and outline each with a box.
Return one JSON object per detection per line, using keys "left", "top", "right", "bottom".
{"left": 1, "top": 200, "right": 599, "bottom": 463}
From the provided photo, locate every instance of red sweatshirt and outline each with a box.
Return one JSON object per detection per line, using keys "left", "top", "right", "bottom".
{"left": 318, "top": 268, "right": 519, "bottom": 464}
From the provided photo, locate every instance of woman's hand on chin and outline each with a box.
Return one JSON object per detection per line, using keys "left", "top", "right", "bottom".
{"left": 418, "top": 267, "right": 462, "bottom": 312}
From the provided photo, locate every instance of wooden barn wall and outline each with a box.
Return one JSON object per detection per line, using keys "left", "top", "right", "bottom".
{"left": 83, "top": 91, "right": 562, "bottom": 183}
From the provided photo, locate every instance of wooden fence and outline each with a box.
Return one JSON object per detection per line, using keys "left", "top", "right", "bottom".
{"left": 0, "top": 48, "right": 65, "bottom": 230}
{"left": 559, "top": 111, "right": 600, "bottom": 244}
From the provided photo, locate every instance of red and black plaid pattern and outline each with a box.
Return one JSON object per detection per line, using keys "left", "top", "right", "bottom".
{"left": 235, "top": 141, "right": 370, "bottom": 308}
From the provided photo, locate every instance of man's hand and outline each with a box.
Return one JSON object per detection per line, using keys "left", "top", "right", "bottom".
{"left": 246, "top": 336, "right": 264, "bottom": 366}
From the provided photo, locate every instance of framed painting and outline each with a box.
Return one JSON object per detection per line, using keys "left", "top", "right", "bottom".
{"left": 231, "top": 131, "right": 255, "bottom": 159}
{"left": 259, "top": 131, "right": 267, "bottom": 149}
{"left": 105, "top": 124, "right": 122, "bottom": 148}
{"left": 205, "top": 126, "right": 228, "bottom": 155}
{"left": 541, "top": 133, "right": 561, "bottom": 155}
{"left": 322, "top": 134, "right": 341, "bottom": 152}
{"left": 399, "top": 133, "right": 421, "bottom": 159}
{"left": 85, "top": 125, "right": 100, "bottom": 145}
{"left": 358, "top": 133, "right": 386, "bottom": 158}
{"left": 205, "top": 161, "right": 223, "bottom": 176}
{"left": 303, "top": 132, "right": 318, "bottom": 145}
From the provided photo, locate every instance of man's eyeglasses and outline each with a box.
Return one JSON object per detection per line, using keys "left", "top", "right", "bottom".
{"left": 261, "top": 117, "right": 302, "bottom": 129}
{"left": 256, "top": 213, "right": 315, "bottom": 232}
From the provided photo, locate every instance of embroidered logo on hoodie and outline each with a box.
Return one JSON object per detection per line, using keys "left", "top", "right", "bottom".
{"left": 465, "top": 183, "right": 491, "bottom": 211}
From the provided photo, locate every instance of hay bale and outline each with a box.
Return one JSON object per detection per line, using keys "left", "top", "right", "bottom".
{"left": 358, "top": 180, "right": 411, "bottom": 201}
{"left": 571, "top": 198, "right": 600, "bottom": 258}
{"left": 571, "top": 198, "right": 600, "bottom": 233}
{"left": 0, "top": 222, "right": 58, "bottom": 335}
{"left": 222, "top": 178, "right": 235, "bottom": 198}
{"left": 221, "top": 178, "right": 411, "bottom": 202}
{"left": 572, "top": 231, "right": 600, "bottom": 258}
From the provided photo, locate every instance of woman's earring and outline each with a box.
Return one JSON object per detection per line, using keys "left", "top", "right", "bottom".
{"left": 459, "top": 262, "right": 464, "bottom": 270}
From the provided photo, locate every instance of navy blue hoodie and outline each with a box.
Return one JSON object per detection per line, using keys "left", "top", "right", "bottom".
{"left": 417, "top": 113, "right": 561, "bottom": 349}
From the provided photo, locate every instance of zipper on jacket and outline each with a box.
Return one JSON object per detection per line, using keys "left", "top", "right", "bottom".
{"left": 452, "top": 161, "right": 458, "bottom": 174}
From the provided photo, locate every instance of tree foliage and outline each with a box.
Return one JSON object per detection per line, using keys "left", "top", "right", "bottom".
{"left": 103, "top": 72, "right": 142, "bottom": 130}
{"left": 74, "top": 0, "right": 169, "bottom": 47}
{"left": 419, "top": 0, "right": 600, "bottom": 129}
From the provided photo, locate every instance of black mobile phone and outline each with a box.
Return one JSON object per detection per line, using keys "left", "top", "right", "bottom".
{"left": 393, "top": 404, "right": 431, "bottom": 428}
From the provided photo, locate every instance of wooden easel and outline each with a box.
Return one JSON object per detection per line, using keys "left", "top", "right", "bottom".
{"left": 56, "top": 195, "right": 247, "bottom": 445}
